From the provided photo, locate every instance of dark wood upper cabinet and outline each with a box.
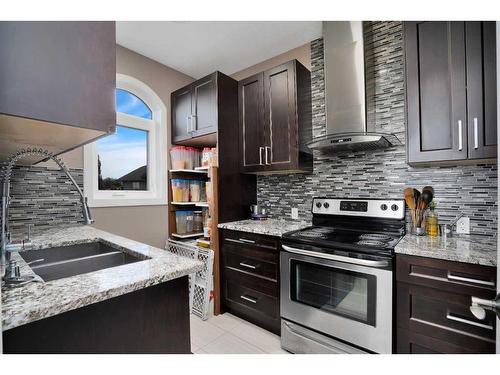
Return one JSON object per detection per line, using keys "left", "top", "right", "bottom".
{"left": 192, "top": 74, "right": 217, "bottom": 138}
{"left": 239, "top": 72, "right": 266, "bottom": 173}
{"left": 171, "top": 72, "right": 219, "bottom": 145}
{"left": 0, "top": 21, "right": 116, "bottom": 163}
{"left": 171, "top": 86, "right": 193, "bottom": 144}
{"left": 466, "top": 21, "right": 498, "bottom": 159}
{"left": 239, "top": 60, "right": 312, "bottom": 174}
{"left": 405, "top": 21, "right": 497, "bottom": 165}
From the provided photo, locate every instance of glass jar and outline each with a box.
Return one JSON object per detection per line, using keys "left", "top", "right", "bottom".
{"left": 193, "top": 211, "right": 203, "bottom": 233}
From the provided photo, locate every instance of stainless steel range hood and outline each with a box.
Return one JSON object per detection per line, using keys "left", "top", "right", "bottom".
{"left": 307, "top": 21, "right": 400, "bottom": 152}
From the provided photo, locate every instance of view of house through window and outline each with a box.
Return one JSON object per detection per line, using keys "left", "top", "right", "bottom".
{"left": 97, "top": 89, "right": 152, "bottom": 191}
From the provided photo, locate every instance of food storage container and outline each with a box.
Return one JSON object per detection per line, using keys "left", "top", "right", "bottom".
{"left": 190, "top": 180, "right": 202, "bottom": 202}
{"left": 202, "top": 148, "right": 212, "bottom": 167}
{"left": 181, "top": 180, "right": 190, "bottom": 202}
{"left": 175, "top": 211, "right": 188, "bottom": 234}
{"left": 185, "top": 211, "right": 194, "bottom": 233}
{"left": 171, "top": 179, "right": 183, "bottom": 202}
{"left": 193, "top": 211, "right": 203, "bottom": 232}
{"left": 170, "top": 146, "right": 185, "bottom": 170}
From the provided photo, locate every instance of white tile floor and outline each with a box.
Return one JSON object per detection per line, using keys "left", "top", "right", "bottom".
{"left": 190, "top": 313, "right": 289, "bottom": 354}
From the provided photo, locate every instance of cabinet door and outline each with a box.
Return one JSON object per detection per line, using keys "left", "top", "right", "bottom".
{"left": 263, "top": 61, "right": 298, "bottom": 171}
{"left": 0, "top": 21, "right": 115, "bottom": 133}
{"left": 171, "top": 85, "right": 193, "bottom": 143}
{"left": 466, "top": 21, "right": 497, "bottom": 159}
{"left": 192, "top": 73, "right": 217, "bottom": 138}
{"left": 239, "top": 72, "right": 267, "bottom": 173}
{"left": 405, "top": 22, "right": 468, "bottom": 163}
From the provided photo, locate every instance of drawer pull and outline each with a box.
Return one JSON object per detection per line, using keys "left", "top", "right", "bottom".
{"left": 447, "top": 272, "right": 495, "bottom": 287}
{"left": 239, "top": 238, "right": 255, "bottom": 244}
{"left": 240, "top": 295, "right": 258, "bottom": 304}
{"left": 225, "top": 238, "right": 244, "bottom": 244}
{"left": 239, "top": 262, "right": 257, "bottom": 270}
{"left": 445, "top": 313, "right": 494, "bottom": 330}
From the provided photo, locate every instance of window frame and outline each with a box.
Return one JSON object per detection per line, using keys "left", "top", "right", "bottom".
{"left": 84, "top": 74, "right": 167, "bottom": 207}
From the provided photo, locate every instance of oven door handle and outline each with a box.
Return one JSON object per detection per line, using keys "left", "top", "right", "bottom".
{"left": 282, "top": 245, "right": 390, "bottom": 268}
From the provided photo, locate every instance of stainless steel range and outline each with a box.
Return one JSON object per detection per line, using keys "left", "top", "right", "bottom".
{"left": 280, "top": 198, "right": 405, "bottom": 354}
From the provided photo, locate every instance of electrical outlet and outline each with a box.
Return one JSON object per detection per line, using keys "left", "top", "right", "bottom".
{"left": 291, "top": 207, "right": 299, "bottom": 220}
{"left": 456, "top": 216, "right": 470, "bottom": 234}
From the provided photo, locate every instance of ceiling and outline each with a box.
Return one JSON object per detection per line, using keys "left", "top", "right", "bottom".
{"left": 116, "top": 21, "right": 322, "bottom": 79}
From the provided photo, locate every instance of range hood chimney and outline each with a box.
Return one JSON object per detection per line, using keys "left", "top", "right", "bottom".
{"left": 307, "top": 21, "right": 400, "bottom": 152}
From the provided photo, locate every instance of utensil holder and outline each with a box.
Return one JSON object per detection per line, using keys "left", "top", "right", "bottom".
{"left": 410, "top": 208, "right": 427, "bottom": 236}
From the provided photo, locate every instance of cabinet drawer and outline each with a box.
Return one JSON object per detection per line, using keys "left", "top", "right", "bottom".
{"left": 222, "top": 230, "right": 279, "bottom": 252}
{"left": 396, "top": 328, "right": 493, "bottom": 354}
{"left": 224, "top": 267, "right": 278, "bottom": 298}
{"left": 397, "top": 282, "right": 496, "bottom": 353}
{"left": 396, "top": 254, "right": 496, "bottom": 298}
{"left": 223, "top": 249, "right": 278, "bottom": 281}
{"left": 224, "top": 281, "right": 278, "bottom": 320}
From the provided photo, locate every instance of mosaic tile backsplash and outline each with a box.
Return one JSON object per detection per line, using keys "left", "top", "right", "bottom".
{"left": 257, "top": 21, "right": 498, "bottom": 237}
{"left": 1, "top": 166, "right": 85, "bottom": 240}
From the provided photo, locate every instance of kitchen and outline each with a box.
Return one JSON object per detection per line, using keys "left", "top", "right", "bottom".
{"left": 1, "top": 2, "right": 499, "bottom": 369}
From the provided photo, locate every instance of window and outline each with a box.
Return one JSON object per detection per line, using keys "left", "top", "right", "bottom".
{"left": 84, "top": 74, "right": 167, "bottom": 207}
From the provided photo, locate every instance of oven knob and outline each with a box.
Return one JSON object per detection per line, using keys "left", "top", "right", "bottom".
{"left": 391, "top": 204, "right": 399, "bottom": 211}
{"left": 315, "top": 202, "right": 322, "bottom": 208}
{"left": 323, "top": 202, "right": 330, "bottom": 209}
{"left": 380, "top": 204, "right": 388, "bottom": 211}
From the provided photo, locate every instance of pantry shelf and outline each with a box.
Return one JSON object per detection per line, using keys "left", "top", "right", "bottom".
{"left": 171, "top": 232, "right": 205, "bottom": 239}
{"left": 170, "top": 169, "right": 208, "bottom": 174}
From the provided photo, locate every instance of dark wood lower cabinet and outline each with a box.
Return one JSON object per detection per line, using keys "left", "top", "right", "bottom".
{"left": 396, "top": 254, "right": 497, "bottom": 354}
{"left": 220, "top": 229, "right": 281, "bottom": 335}
{"left": 3, "top": 277, "right": 191, "bottom": 354}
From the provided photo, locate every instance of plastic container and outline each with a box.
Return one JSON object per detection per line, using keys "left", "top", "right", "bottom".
{"left": 193, "top": 211, "right": 203, "bottom": 232}
{"left": 181, "top": 180, "right": 190, "bottom": 202}
{"left": 185, "top": 211, "right": 194, "bottom": 233}
{"left": 170, "top": 146, "right": 186, "bottom": 170}
{"left": 171, "top": 179, "right": 183, "bottom": 202}
{"left": 202, "top": 148, "right": 212, "bottom": 167}
{"left": 190, "top": 180, "right": 202, "bottom": 202}
{"left": 175, "top": 211, "right": 188, "bottom": 234}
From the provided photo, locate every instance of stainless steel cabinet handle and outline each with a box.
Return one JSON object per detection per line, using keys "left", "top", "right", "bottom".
{"left": 447, "top": 272, "right": 495, "bottom": 287}
{"left": 282, "top": 245, "right": 389, "bottom": 268}
{"left": 225, "top": 238, "right": 244, "bottom": 245}
{"left": 458, "top": 120, "right": 463, "bottom": 151}
{"left": 473, "top": 117, "right": 479, "bottom": 149}
{"left": 239, "top": 238, "right": 255, "bottom": 244}
{"left": 191, "top": 115, "right": 197, "bottom": 133}
{"left": 239, "top": 262, "right": 257, "bottom": 269}
{"left": 265, "top": 146, "right": 271, "bottom": 165}
{"left": 240, "top": 295, "right": 258, "bottom": 304}
{"left": 259, "top": 147, "right": 264, "bottom": 165}
{"left": 446, "top": 313, "right": 494, "bottom": 330}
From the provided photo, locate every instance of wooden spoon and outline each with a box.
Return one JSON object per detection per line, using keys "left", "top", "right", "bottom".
{"left": 404, "top": 187, "right": 415, "bottom": 210}
{"left": 413, "top": 189, "right": 421, "bottom": 210}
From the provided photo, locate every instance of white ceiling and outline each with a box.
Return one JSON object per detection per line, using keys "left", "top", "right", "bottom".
{"left": 116, "top": 21, "right": 322, "bottom": 79}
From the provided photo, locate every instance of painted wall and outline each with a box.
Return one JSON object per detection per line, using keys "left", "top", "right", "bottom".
{"left": 230, "top": 43, "right": 311, "bottom": 81}
{"left": 257, "top": 22, "right": 498, "bottom": 237}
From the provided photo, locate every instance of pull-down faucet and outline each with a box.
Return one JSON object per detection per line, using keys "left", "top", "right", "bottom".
{"left": 1, "top": 148, "right": 93, "bottom": 277}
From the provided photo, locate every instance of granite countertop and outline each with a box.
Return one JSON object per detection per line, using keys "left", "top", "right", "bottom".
{"left": 395, "top": 234, "right": 497, "bottom": 266}
{"left": 218, "top": 218, "right": 310, "bottom": 237}
{"left": 1, "top": 225, "right": 203, "bottom": 331}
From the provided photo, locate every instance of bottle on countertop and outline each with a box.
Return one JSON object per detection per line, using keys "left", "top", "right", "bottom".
{"left": 426, "top": 201, "right": 439, "bottom": 237}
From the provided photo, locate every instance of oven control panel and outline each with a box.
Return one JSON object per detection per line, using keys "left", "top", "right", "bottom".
{"left": 312, "top": 198, "right": 405, "bottom": 219}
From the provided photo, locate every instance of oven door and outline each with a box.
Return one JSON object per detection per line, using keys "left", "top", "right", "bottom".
{"left": 280, "top": 245, "right": 393, "bottom": 354}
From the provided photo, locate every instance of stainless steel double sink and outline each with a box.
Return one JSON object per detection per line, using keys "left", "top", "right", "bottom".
{"left": 19, "top": 241, "right": 149, "bottom": 282}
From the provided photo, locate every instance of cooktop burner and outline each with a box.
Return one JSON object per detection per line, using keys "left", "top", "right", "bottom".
{"left": 355, "top": 240, "right": 387, "bottom": 248}
{"left": 359, "top": 233, "right": 392, "bottom": 242}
